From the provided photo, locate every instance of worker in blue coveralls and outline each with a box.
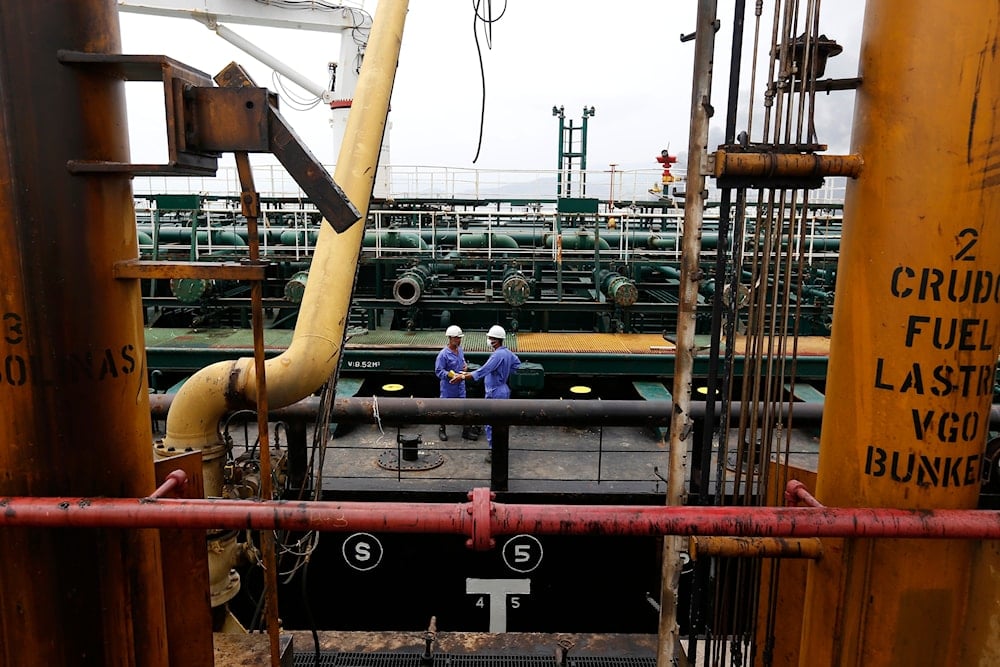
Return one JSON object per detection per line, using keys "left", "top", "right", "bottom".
{"left": 435, "top": 325, "right": 469, "bottom": 442}
{"left": 458, "top": 325, "right": 520, "bottom": 462}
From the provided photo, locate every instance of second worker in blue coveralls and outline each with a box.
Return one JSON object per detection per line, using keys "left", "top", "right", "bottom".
{"left": 458, "top": 325, "right": 520, "bottom": 462}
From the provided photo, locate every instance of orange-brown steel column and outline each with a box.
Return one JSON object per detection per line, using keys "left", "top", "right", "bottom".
{"left": 799, "top": 1, "right": 1000, "bottom": 665}
{"left": 0, "top": 2, "right": 168, "bottom": 666}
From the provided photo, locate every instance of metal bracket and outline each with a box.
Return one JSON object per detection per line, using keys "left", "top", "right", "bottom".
{"left": 206, "top": 62, "right": 360, "bottom": 232}
{"left": 712, "top": 143, "right": 863, "bottom": 190}
{"left": 59, "top": 51, "right": 220, "bottom": 175}
{"left": 58, "top": 52, "right": 361, "bottom": 233}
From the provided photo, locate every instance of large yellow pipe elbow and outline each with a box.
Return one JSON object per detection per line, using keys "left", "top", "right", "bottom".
{"left": 162, "top": 1, "right": 409, "bottom": 481}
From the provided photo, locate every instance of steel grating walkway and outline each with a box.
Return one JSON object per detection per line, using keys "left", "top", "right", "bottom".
{"left": 293, "top": 653, "right": 656, "bottom": 667}
{"left": 513, "top": 333, "right": 673, "bottom": 354}
{"left": 345, "top": 331, "right": 678, "bottom": 355}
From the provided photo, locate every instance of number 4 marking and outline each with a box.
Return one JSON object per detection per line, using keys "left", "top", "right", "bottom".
{"left": 467, "top": 578, "right": 530, "bottom": 633}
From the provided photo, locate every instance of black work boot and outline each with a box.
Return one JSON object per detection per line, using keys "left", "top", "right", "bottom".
{"left": 462, "top": 427, "right": 479, "bottom": 441}
{"left": 438, "top": 425, "right": 448, "bottom": 441}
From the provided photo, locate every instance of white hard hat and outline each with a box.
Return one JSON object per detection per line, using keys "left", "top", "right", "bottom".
{"left": 445, "top": 325, "right": 464, "bottom": 337}
{"left": 487, "top": 325, "right": 506, "bottom": 339}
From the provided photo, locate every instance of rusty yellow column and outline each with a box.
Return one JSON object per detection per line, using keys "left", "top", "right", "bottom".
{"left": 0, "top": 2, "right": 168, "bottom": 665}
{"left": 799, "top": 1, "right": 1000, "bottom": 665}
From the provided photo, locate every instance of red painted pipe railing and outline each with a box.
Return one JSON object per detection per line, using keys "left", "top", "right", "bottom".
{"left": 2, "top": 486, "right": 999, "bottom": 550}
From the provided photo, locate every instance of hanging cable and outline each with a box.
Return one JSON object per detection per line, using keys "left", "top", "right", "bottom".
{"left": 271, "top": 71, "right": 323, "bottom": 111}
{"left": 701, "top": 1, "right": 840, "bottom": 663}
{"left": 470, "top": 0, "right": 507, "bottom": 162}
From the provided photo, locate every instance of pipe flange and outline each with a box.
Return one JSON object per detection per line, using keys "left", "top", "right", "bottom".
{"left": 210, "top": 569, "right": 241, "bottom": 607}
{"left": 467, "top": 486, "right": 495, "bottom": 551}
{"left": 393, "top": 274, "right": 423, "bottom": 306}
{"left": 502, "top": 273, "right": 531, "bottom": 306}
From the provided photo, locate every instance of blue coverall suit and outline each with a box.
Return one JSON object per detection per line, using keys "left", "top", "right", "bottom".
{"left": 470, "top": 345, "right": 521, "bottom": 447}
{"left": 435, "top": 345, "right": 467, "bottom": 399}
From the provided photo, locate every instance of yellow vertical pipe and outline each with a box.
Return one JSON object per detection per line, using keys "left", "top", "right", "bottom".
{"left": 280, "top": 0, "right": 407, "bottom": 406}
{"left": 163, "top": 0, "right": 409, "bottom": 470}
{"left": 799, "top": 2, "right": 1000, "bottom": 665}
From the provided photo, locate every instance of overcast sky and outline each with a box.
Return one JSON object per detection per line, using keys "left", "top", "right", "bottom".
{"left": 118, "top": 1, "right": 865, "bottom": 174}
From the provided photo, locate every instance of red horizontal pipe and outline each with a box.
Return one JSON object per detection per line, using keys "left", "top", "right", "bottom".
{"left": 489, "top": 504, "right": 1000, "bottom": 540}
{"left": 0, "top": 497, "right": 472, "bottom": 532}
{"left": 2, "top": 488, "right": 1000, "bottom": 548}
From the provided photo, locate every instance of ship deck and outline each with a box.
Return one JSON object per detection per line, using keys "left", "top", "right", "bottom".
{"left": 148, "top": 329, "right": 828, "bottom": 503}
{"left": 321, "top": 426, "right": 821, "bottom": 499}
{"left": 144, "top": 327, "right": 834, "bottom": 383}
{"left": 317, "top": 421, "right": 672, "bottom": 498}
{"left": 192, "top": 404, "right": 823, "bottom": 504}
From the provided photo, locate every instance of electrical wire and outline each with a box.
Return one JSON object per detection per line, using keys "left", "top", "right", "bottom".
{"left": 470, "top": 0, "right": 507, "bottom": 163}
{"left": 252, "top": 0, "right": 371, "bottom": 25}
{"left": 271, "top": 71, "right": 323, "bottom": 111}
{"left": 248, "top": 0, "right": 372, "bottom": 97}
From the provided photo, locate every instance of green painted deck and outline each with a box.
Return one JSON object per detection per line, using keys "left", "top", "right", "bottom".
{"left": 143, "top": 328, "right": 832, "bottom": 380}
